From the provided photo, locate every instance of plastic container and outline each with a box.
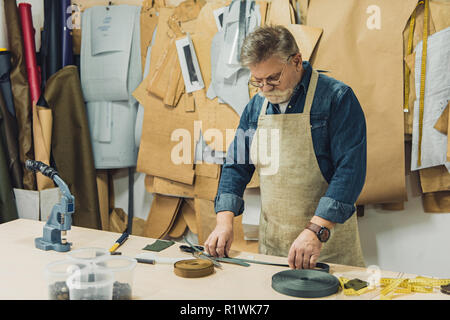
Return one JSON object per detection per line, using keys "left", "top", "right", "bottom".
{"left": 45, "top": 259, "right": 88, "bottom": 300}
{"left": 94, "top": 256, "right": 137, "bottom": 300}
{"left": 66, "top": 268, "right": 114, "bottom": 300}
{"left": 67, "top": 247, "right": 109, "bottom": 264}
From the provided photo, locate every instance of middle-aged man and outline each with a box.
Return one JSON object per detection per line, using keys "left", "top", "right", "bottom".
{"left": 204, "top": 25, "right": 367, "bottom": 269}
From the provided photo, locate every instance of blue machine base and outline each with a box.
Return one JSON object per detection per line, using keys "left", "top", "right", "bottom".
{"left": 35, "top": 237, "right": 72, "bottom": 252}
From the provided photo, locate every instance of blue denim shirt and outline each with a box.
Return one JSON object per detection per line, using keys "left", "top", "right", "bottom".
{"left": 214, "top": 61, "right": 367, "bottom": 224}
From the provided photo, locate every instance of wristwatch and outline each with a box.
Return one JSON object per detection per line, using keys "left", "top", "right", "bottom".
{"left": 306, "top": 222, "right": 331, "bottom": 243}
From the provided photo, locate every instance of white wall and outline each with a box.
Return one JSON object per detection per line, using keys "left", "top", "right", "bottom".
{"left": 359, "top": 174, "right": 450, "bottom": 278}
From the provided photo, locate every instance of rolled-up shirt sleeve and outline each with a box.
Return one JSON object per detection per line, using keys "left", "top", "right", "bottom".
{"left": 314, "top": 86, "right": 367, "bottom": 224}
{"left": 214, "top": 103, "right": 256, "bottom": 216}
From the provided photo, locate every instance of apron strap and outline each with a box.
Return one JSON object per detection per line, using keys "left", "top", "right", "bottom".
{"left": 304, "top": 69, "right": 319, "bottom": 114}
{"left": 259, "top": 98, "right": 270, "bottom": 117}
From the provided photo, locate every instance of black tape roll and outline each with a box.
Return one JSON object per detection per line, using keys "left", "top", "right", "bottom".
{"left": 272, "top": 269, "right": 340, "bottom": 298}
{"left": 314, "top": 262, "right": 330, "bottom": 273}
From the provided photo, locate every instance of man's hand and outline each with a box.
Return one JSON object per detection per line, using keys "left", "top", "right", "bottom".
{"left": 204, "top": 211, "right": 234, "bottom": 258}
{"left": 288, "top": 229, "right": 323, "bottom": 269}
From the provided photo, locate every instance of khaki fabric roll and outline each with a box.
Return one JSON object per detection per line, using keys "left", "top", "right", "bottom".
{"left": 174, "top": 259, "right": 214, "bottom": 278}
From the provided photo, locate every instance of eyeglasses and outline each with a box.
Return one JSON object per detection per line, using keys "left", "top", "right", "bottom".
{"left": 249, "top": 54, "right": 296, "bottom": 88}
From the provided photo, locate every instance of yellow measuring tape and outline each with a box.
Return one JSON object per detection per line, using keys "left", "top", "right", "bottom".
{"left": 380, "top": 276, "right": 450, "bottom": 300}
{"left": 417, "top": 0, "right": 429, "bottom": 167}
{"left": 339, "top": 275, "right": 450, "bottom": 299}
{"left": 338, "top": 277, "right": 376, "bottom": 296}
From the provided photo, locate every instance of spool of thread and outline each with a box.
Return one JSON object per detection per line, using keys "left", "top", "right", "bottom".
{"left": 174, "top": 259, "right": 214, "bottom": 278}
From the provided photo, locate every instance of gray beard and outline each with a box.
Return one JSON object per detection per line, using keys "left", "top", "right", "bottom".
{"left": 258, "top": 87, "right": 294, "bottom": 104}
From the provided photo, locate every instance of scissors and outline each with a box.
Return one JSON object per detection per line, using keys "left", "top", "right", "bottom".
{"left": 179, "top": 244, "right": 205, "bottom": 254}
{"left": 180, "top": 237, "right": 251, "bottom": 267}
{"left": 180, "top": 238, "right": 222, "bottom": 268}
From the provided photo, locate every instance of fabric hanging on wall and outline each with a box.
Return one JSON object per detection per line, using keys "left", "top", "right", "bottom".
{"left": 0, "top": 110, "right": 18, "bottom": 223}
{"left": 81, "top": 5, "right": 142, "bottom": 169}
{"left": 19, "top": 2, "right": 57, "bottom": 191}
{"left": 135, "top": 38, "right": 153, "bottom": 150}
{"left": 0, "top": 85, "right": 22, "bottom": 189}
{"left": 0, "top": 51, "right": 16, "bottom": 117}
{"left": 18, "top": 3, "right": 40, "bottom": 104}
{"left": 0, "top": 3, "right": 8, "bottom": 49}
{"left": 5, "top": 0, "right": 35, "bottom": 190}
{"left": 40, "top": 0, "right": 63, "bottom": 88}
{"left": 33, "top": 96, "right": 54, "bottom": 191}
{"left": 0, "top": 51, "right": 22, "bottom": 189}
{"left": 44, "top": 65, "right": 101, "bottom": 229}
{"left": 81, "top": 5, "right": 140, "bottom": 102}
{"left": 61, "top": 0, "right": 74, "bottom": 67}
{"left": 85, "top": 100, "right": 138, "bottom": 169}
{"left": 307, "top": 0, "right": 419, "bottom": 205}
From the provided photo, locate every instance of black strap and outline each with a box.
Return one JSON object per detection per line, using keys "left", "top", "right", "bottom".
{"left": 272, "top": 269, "right": 340, "bottom": 298}
{"left": 314, "top": 262, "right": 330, "bottom": 273}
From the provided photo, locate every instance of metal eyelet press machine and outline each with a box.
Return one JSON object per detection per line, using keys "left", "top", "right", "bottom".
{"left": 26, "top": 160, "right": 75, "bottom": 252}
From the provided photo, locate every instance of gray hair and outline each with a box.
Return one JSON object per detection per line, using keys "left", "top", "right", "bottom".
{"left": 240, "top": 25, "right": 299, "bottom": 67}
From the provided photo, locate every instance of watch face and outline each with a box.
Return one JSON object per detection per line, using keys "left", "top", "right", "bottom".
{"left": 318, "top": 227, "right": 330, "bottom": 242}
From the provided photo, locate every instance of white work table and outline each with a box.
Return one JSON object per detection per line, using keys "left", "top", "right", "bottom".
{"left": 0, "top": 219, "right": 448, "bottom": 300}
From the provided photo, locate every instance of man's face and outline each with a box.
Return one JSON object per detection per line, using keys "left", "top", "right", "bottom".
{"left": 249, "top": 53, "right": 302, "bottom": 104}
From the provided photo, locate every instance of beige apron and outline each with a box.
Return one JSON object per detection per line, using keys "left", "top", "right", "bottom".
{"left": 250, "top": 70, "right": 365, "bottom": 267}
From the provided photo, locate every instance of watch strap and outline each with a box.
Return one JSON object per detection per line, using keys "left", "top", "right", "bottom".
{"left": 306, "top": 222, "right": 330, "bottom": 242}
{"left": 306, "top": 222, "right": 322, "bottom": 234}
